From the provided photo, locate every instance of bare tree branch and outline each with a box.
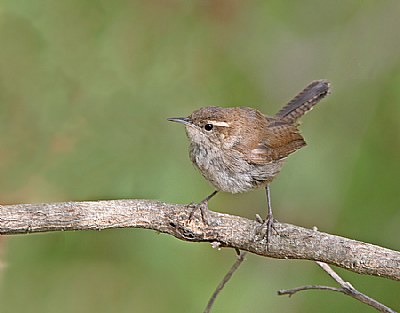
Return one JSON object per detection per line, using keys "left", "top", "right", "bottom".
{"left": 0, "top": 199, "right": 399, "bottom": 281}
{"left": 278, "top": 262, "right": 397, "bottom": 313}
{"left": 204, "top": 251, "right": 248, "bottom": 313}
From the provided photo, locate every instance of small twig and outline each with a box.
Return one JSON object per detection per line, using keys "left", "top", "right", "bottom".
{"left": 316, "top": 262, "right": 397, "bottom": 313}
{"left": 316, "top": 261, "right": 348, "bottom": 285}
{"left": 204, "top": 251, "right": 248, "bottom": 313}
{"left": 278, "top": 262, "right": 397, "bottom": 313}
{"left": 278, "top": 285, "right": 345, "bottom": 296}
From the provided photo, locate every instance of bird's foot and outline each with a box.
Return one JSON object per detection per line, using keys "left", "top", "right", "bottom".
{"left": 187, "top": 190, "right": 218, "bottom": 225}
{"left": 255, "top": 214, "right": 278, "bottom": 243}
{"left": 187, "top": 199, "right": 210, "bottom": 225}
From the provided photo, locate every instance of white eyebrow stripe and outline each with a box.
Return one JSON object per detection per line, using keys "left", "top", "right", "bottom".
{"left": 208, "top": 121, "right": 230, "bottom": 127}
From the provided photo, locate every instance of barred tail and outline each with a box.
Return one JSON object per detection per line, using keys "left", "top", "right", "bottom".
{"left": 275, "top": 80, "right": 331, "bottom": 123}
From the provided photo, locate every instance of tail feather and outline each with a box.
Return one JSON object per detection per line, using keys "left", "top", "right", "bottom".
{"left": 275, "top": 80, "right": 330, "bottom": 123}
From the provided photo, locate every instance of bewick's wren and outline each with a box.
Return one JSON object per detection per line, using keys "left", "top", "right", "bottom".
{"left": 168, "top": 80, "right": 330, "bottom": 239}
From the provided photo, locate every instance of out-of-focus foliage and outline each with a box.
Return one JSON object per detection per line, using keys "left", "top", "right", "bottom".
{"left": 0, "top": 1, "right": 399, "bottom": 312}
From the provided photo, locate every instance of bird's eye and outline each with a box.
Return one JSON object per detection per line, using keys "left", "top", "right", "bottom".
{"left": 204, "top": 124, "right": 213, "bottom": 131}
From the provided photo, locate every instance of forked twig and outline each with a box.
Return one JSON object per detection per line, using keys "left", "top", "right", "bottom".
{"left": 278, "top": 261, "right": 397, "bottom": 313}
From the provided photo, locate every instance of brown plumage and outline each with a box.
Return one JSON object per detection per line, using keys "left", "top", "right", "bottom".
{"left": 168, "top": 80, "right": 330, "bottom": 234}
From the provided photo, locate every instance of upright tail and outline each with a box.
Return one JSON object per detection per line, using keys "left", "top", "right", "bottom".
{"left": 275, "top": 80, "right": 331, "bottom": 124}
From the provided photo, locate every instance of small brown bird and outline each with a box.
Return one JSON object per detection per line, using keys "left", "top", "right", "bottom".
{"left": 168, "top": 80, "right": 330, "bottom": 239}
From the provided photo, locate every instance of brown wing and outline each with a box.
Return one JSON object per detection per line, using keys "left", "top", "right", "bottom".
{"left": 245, "top": 123, "right": 306, "bottom": 165}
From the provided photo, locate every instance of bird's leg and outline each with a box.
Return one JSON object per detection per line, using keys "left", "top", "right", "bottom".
{"left": 263, "top": 184, "right": 274, "bottom": 241}
{"left": 256, "top": 184, "right": 277, "bottom": 242}
{"left": 188, "top": 190, "right": 218, "bottom": 224}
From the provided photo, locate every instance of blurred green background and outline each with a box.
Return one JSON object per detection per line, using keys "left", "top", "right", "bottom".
{"left": 0, "top": 1, "right": 399, "bottom": 312}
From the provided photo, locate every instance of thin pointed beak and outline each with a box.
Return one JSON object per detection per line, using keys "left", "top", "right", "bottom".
{"left": 167, "top": 117, "right": 191, "bottom": 125}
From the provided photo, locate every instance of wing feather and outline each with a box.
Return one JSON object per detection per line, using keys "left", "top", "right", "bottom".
{"left": 246, "top": 124, "right": 306, "bottom": 164}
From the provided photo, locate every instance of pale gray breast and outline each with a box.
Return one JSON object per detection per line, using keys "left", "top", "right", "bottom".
{"left": 189, "top": 141, "right": 281, "bottom": 193}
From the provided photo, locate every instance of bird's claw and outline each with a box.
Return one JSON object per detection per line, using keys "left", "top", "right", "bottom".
{"left": 187, "top": 200, "right": 210, "bottom": 225}
{"left": 256, "top": 216, "right": 278, "bottom": 244}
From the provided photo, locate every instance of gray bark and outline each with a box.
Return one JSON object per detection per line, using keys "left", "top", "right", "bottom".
{"left": 0, "top": 199, "right": 398, "bottom": 281}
